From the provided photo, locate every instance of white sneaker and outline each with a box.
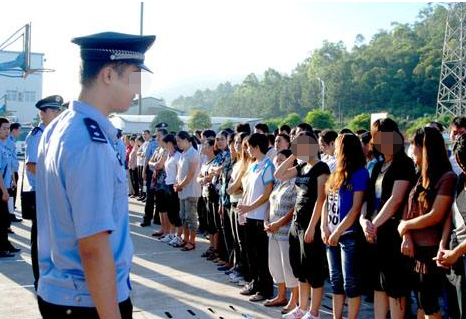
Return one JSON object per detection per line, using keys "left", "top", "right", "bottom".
{"left": 168, "top": 236, "right": 178, "bottom": 245}
{"left": 228, "top": 273, "right": 241, "bottom": 283}
{"left": 160, "top": 234, "right": 173, "bottom": 243}
{"left": 282, "top": 307, "right": 306, "bottom": 319}
{"left": 237, "top": 278, "right": 248, "bottom": 286}
{"left": 171, "top": 236, "right": 183, "bottom": 246}
{"left": 302, "top": 311, "right": 320, "bottom": 319}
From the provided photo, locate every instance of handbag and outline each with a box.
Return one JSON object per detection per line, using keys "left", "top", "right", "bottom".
{"left": 20, "top": 162, "right": 36, "bottom": 220}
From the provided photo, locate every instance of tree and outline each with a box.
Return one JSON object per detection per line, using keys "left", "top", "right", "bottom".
{"left": 280, "top": 113, "right": 302, "bottom": 128}
{"left": 406, "top": 116, "right": 433, "bottom": 137}
{"left": 219, "top": 120, "right": 235, "bottom": 131}
{"left": 188, "top": 110, "right": 212, "bottom": 131}
{"left": 264, "top": 118, "right": 281, "bottom": 132}
{"left": 347, "top": 113, "right": 371, "bottom": 132}
{"left": 151, "top": 110, "right": 183, "bottom": 132}
{"left": 304, "top": 110, "right": 335, "bottom": 129}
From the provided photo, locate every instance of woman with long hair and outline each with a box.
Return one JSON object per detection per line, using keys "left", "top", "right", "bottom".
{"left": 360, "top": 118, "right": 416, "bottom": 319}
{"left": 274, "top": 130, "right": 329, "bottom": 318}
{"left": 397, "top": 127, "right": 457, "bottom": 319}
{"left": 174, "top": 131, "right": 201, "bottom": 251}
{"left": 322, "top": 133, "right": 369, "bottom": 319}
{"left": 227, "top": 133, "right": 251, "bottom": 286}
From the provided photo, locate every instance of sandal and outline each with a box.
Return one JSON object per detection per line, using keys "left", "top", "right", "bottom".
{"left": 201, "top": 247, "right": 214, "bottom": 258}
{"left": 264, "top": 298, "right": 288, "bottom": 307}
{"left": 181, "top": 243, "right": 195, "bottom": 251}
{"left": 173, "top": 241, "right": 186, "bottom": 248}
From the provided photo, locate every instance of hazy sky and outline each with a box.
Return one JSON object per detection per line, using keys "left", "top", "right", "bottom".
{"left": 1, "top": 0, "right": 430, "bottom": 104}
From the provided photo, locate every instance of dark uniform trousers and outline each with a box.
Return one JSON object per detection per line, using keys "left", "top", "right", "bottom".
{"left": 38, "top": 296, "right": 133, "bottom": 319}
{"left": 0, "top": 192, "right": 9, "bottom": 252}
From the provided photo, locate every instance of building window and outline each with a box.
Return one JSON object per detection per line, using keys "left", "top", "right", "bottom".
{"left": 24, "top": 91, "right": 35, "bottom": 102}
{"left": 6, "top": 90, "right": 17, "bottom": 101}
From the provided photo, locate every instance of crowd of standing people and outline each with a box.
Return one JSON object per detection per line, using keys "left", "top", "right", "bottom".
{"left": 120, "top": 116, "right": 466, "bottom": 319}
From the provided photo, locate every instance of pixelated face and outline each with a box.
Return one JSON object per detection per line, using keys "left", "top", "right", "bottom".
{"left": 291, "top": 135, "right": 319, "bottom": 162}
{"left": 372, "top": 131, "right": 403, "bottom": 156}
{"left": 108, "top": 64, "right": 141, "bottom": 113}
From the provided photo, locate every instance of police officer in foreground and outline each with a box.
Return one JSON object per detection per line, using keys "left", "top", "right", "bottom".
{"left": 35, "top": 32, "right": 155, "bottom": 319}
{"left": 24, "top": 95, "right": 63, "bottom": 290}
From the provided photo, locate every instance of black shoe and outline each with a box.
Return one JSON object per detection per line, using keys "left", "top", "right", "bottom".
{"left": 9, "top": 214, "right": 22, "bottom": 222}
{"left": 140, "top": 221, "right": 151, "bottom": 227}
{"left": 141, "top": 198, "right": 147, "bottom": 203}
{"left": 0, "top": 251, "right": 14, "bottom": 258}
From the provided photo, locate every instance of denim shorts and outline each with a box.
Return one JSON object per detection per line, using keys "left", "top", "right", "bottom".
{"left": 326, "top": 232, "right": 362, "bottom": 298}
{"left": 180, "top": 197, "right": 199, "bottom": 230}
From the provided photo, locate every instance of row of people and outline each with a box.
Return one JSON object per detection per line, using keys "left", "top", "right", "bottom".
{"left": 127, "top": 117, "right": 466, "bottom": 319}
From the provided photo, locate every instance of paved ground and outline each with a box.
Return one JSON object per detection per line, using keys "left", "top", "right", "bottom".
{"left": 0, "top": 165, "right": 376, "bottom": 318}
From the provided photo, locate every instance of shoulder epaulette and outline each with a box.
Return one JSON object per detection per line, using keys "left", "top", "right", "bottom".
{"left": 31, "top": 126, "right": 43, "bottom": 136}
{"left": 83, "top": 118, "right": 107, "bottom": 143}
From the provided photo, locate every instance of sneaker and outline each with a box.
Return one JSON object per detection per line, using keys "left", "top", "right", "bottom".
{"left": 282, "top": 307, "right": 306, "bottom": 319}
{"left": 302, "top": 311, "right": 320, "bottom": 319}
{"left": 237, "top": 278, "right": 248, "bottom": 286}
{"left": 228, "top": 273, "right": 241, "bottom": 283}
{"left": 160, "top": 235, "right": 173, "bottom": 243}
{"left": 168, "top": 236, "right": 179, "bottom": 246}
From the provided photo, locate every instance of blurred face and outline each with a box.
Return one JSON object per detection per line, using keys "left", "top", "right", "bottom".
{"left": 39, "top": 108, "right": 60, "bottom": 126}
{"left": 361, "top": 141, "right": 369, "bottom": 157}
{"left": 216, "top": 135, "right": 227, "bottom": 150}
{"left": 0, "top": 123, "right": 9, "bottom": 140}
{"left": 156, "top": 131, "right": 164, "bottom": 143}
{"left": 318, "top": 137, "right": 334, "bottom": 156}
{"left": 202, "top": 142, "right": 213, "bottom": 155}
{"left": 254, "top": 128, "right": 264, "bottom": 134}
{"left": 291, "top": 135, "right": 319, "bottom": 162}
{"left": 450, "top": 125, "right": 466, "bottom": 142}
{"left": 176, "top": 136, "right": 190, "bottom": 151}
{"left": 108, "top": 64, "right": 141, "bottom": 113}
{"left": 372, "top": 131, "right": 403, "bottom": 157}
{"left": 275, "top": 136, "right": 289, "bottom": 152}
{"left": 142, "top": 131, "right": 151, "bottom": 141}
{"left": 234, "top": 136, "right": 243, "bottom": 154}
{"left": 275, "top": 153, "right": 287, "bottom": 166}
{"left": 247, "top": 144, "right": 260, "bottom": 159}
{"left": 130, "top": 139, "right": 135, "bottom": 146}
{"left": 11, "top": 128, "right": 20, "bottom": 139}
{"left": 412, "top": 143, "right": 423, "bottom": 167}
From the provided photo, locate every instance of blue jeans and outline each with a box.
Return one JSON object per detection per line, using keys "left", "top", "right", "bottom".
{"left": 327, "top": 232, "right": 361, "bottom": 298}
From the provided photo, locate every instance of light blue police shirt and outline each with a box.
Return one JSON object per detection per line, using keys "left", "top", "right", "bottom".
{"left": 0, "top": 139, "right": 12, "bottom": 188}
{"left": 145, "top": 138, "right": 157, "bottom": 160}
{"left": 6, "top": 135, "right": 18, "bottom": 173}
{"left": 35, "top": 100, "right": 133, "bottom": 307}
{"left": 25, "top": 123, "right": 44, "bottom": 191}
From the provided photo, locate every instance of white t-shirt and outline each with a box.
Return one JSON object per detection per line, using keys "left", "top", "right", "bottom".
{"left": 244, "top": 157, "right": 275, "bottom": 220}
{"left": 177, "top": 146, "right": 201, "bottom": 199}
{"left": 322, "top": 153, "right": 337, "bottom": 173}
{"left": 164, "top": 151, "right": 181, "bottom": 186}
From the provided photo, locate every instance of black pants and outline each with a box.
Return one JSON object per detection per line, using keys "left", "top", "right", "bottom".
{"left": 38, "top": 296, "right": 133, "bottom": 319}
{"left": 245, "top": 218, "right": 273, "bottom": 297}
{"left": 137, "top": 166, "right": 144, "bottom": 195}
{"left": 0, "top": 195, "right": 9, "bottom": 252}
{"left": 143, "top": 188, "right": 156, "bottom": 224}
{"left": 129, "top": 169, "right": 139, "bottom": 196}
{"left": 197, "top": 197, "right": 208, "bottom": 233}
{"left": 221, "top": 206, "right": 234, "bottom": 264}
{"left": 31, "top": 216, "right": 39, "bottom": 290}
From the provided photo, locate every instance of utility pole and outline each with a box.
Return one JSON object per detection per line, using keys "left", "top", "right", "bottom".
{"left": 138, "top": 2, "right": 144, "bottom": 115}
{"left": 317, "top": 77, "right": 325, "bottom": 111}
{"left": 436, "top": 2, "right": 466, "bottom": 117}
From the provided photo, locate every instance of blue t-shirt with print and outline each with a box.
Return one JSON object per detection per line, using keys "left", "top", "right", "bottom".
{"left": 327, "top": 166, "right": 369, "bottom": 235}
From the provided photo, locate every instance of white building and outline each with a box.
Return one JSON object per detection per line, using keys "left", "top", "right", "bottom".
{"left": 109, "top": 114, "right": 263, "bottom": 134}
{"left": 0, "top": 50, "right": 44, "bottom": 123}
